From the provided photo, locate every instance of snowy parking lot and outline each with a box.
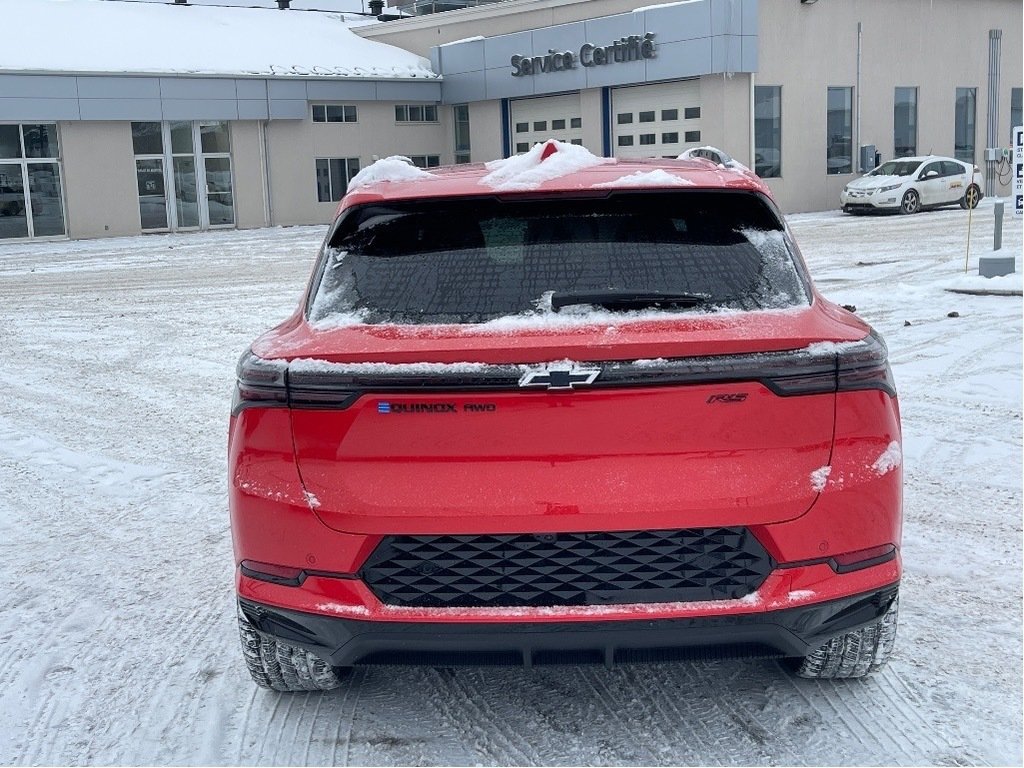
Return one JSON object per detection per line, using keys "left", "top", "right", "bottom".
{"left": 0, "top": 202, "right": 1020, "bottom": 766}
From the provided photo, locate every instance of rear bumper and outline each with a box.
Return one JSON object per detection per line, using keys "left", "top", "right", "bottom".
{"left": 239, "top": 583, "right": 899, "bottom": 668}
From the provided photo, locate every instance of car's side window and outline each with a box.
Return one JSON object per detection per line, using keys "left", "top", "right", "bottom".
{"left": 920, "top": 162, "right": 942, "bottom": 179}
{"left": 942, "top": 161, "right": 964, "bottom": 177}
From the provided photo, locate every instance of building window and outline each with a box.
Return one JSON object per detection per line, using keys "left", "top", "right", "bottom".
{"left": 684, "top": 107, "right": 701, "bottom": 120}
{"left": 395, "top": 104, "right": 438, "bottom": 123}
{"left": 639, "top": 134, "right": 656, "bottom": 145}
{"left": 516, "top": 142, "right": 530, "bottom": 153}
{"left": 954, "top": 88, "right": 977, "bottom": 163}
{"left": 661, "top": 132, "right": 679, "bottom": 144}
{"left": 0, "top": 122, "right": 64, "bottom": 239}
{"left": 312, "top": 104, "right": 357, "bottom": 123}
{"left": 515, "top": 122, "right": 529, "bottom": 133}
{"left": 661, "top": 109, "right": 678, "bottom": 121}
{"left": 453, "top": 104, "right": 471, "bottom": 164}
{"left": 827, "top": 87, "right": 853, "bottom": 174}
{"left": 894, "top": 87, "right": 917, "bottom": 158}
{"left": 684, "top": 130, "right": 701, "bottom": 143}
{"left": 408, "top": 155, "right": 441, "bottom": 168}
{"left": 315, "top": 157, "right": 360, "bottom": 202}
{"left": 570, "top": 139, "right": 583, "bottom": 145}
{"left": 551, "top": 119, "right": 566, "bottom": 130}
{"left": 754, "top": 85, "right": 782, "bottom": 178}
{"left": 617, "top": 113, "right": 633, "bottom": 125}
{"left": 618, "top": 135, "right": 634, "bottom": 147}
{"left": 533, "top": 121, "right": 547, "bottom": 132}
{"left": 570, "top": 118, "right": 582, "bottom": 129}
{"left": 639, "top": 111, "right": 656, "bottom": 123}
{"left": 1010, "top": 88, "right": 1021, "bottom": 144}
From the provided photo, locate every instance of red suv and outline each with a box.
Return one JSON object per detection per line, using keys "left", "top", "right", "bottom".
{"left": 229, "top": 144, "right": 902, "bottom": 691}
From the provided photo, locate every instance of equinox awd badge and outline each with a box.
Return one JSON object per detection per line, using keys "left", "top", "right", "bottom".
{"left": 518, "top": 365, "right": 601, "bottom": 390}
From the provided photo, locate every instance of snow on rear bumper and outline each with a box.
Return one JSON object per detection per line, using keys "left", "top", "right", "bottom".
{"left": 238, "top": 573, "right": 900, "bottom": 667}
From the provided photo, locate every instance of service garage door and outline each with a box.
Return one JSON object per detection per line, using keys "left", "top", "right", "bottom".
{"left": 510, "top": 93, "right": 583, "bottom": 154}
{"left": 612, "top": 80, "right": 702, "bottom": 159}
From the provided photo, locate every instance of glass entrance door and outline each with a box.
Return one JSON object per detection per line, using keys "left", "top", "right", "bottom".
{"left": 132, "top": 121, "right": 234, "bottom": 232}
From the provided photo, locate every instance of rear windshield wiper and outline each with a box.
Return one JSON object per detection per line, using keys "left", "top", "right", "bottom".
{"left": 550, "top": 290, "right": 709, "bottom": 312}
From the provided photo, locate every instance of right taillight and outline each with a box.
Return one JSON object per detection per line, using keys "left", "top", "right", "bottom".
{"left": 766, "top": 330, "right": 895, "bottom": 397}
{"left": 835, "top": 330, "right": 896, "bottom": 397}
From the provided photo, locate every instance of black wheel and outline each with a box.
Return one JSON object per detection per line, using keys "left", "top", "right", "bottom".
{"left": 960, "top": 184, "right": 981, "bottom": 209}
{"left": 900, "top": 190, "right": 920, "bottom": 215}
{"left": 238, "top": 608, "right": 344, "bottom": 691}
{"left": 790, "top": 594, "right": 898, "bottom": 679}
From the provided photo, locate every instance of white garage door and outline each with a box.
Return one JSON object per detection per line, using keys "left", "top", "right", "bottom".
{"left": 510, "top": 94, "right": 583, "bottom": 154}
{"left": 612, "top": 80, "right": 702, "bottom": 159}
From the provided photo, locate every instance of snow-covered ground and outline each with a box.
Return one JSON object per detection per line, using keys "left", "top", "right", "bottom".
{"left": 0, "top": 202, "right": 1020, "bottom": 766}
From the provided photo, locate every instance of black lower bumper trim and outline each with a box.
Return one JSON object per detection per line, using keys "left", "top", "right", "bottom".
{"left": 239, "top": 584, "right": 898, "bottom": 668}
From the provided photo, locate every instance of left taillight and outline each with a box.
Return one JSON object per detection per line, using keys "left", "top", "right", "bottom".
{"left": 231, "top": 348, "right": 288, "bottom": 416}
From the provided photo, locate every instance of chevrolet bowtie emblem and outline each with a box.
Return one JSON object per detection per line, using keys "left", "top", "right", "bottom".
{"left": 518, "top": 366, "right": 601, "bottom": 390}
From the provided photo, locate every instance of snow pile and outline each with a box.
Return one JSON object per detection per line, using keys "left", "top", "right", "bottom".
{"left": 678, "top": 146, "right": 750, "bottom": 172}
{"left": 289, "top": 359, "right": 494, "bottom": 375}
{"left": 593, "top": 169, "right": 696, "bottom": 188}
{"left": 347, "top": 157, "right": 437, "bottom": 191}
{"left": 480, "top": 141, "right": 608, "bottom": 191}
{"left": 2, "top": 0, "right": 438, "bottom": 78}
{"left": 872, "top": 441, "right": 902, "bottom": 476}
{"left": 809, "top": 465, "right": 832, "bottom": 492}
{"left": 804, "top": 340, "right": 865, "bottom": 355}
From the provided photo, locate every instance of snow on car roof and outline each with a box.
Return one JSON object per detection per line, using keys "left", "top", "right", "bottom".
{"left": 3, "top": 0, "right": 437, "bottom": 79}
{"left": 341, "top": 142, "right": 769, "bottom": 207}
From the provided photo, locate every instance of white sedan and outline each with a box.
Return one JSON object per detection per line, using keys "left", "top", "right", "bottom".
{"left": 840, "top": 156, "right": 983, "bottom": 214}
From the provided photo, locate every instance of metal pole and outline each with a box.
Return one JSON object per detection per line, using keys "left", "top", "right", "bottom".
{"left": 994, "top": 200, "right": 1004, "bottom": 251}
{"left": 986, "top": 30, "right": 1002, "bottom": 198}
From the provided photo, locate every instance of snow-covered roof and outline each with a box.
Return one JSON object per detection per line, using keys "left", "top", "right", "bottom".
{"left": 3, "top": 0, "right": 438, "bottom": 79}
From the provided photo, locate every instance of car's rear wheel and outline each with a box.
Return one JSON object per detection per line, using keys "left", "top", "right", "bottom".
{"left": 900, "top": 190, "right": 920, "bottom": 215}
{"left": 789, "top": 595, "right": 898, "bottom": 679}
{"left": 960, "top": 184, "right": 981, "bottom": 209}
{"left": 238, "top": 608, "right": 344, "bottom": 691}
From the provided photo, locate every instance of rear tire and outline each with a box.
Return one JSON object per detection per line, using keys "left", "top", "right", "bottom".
{"left": 899, "top": 190, "right": 920, "bottom": 215}
{"left": 791, "top": 595, "right": 898, "bottom": 679}
{"left": 960, "top": 184, "right": 981, "bottom": 209}
{"left": 238, "top": 608, "right": 343, "bottom": 691}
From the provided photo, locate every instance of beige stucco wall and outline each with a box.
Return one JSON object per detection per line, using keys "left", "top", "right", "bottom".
{"left": 230, "top": 121, "right": 268, "bottom": 230}
{"left": 60, "top": 121, "right": 139, "bottom": 239}
{"left": 756, "top": 0, "right": 1022, "bottom": 212}
{"left": 265, "top": 103, "right": 449, "bottom": 227}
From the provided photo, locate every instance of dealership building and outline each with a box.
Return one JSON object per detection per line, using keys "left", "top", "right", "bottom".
{"left": 1, "top": 0, "right": 1020, "bottom": 241}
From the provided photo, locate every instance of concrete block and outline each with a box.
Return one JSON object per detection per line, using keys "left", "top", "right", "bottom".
{"left": 979, "top": 256, "right": 1016, "bottom": 278}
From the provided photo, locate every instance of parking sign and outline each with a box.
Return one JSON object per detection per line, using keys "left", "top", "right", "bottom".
{"left": 1015, "top": 126, "right": 1023, "bottom": 216}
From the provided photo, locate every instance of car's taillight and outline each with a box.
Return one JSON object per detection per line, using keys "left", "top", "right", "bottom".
{"left": 231, "top": 348, "right": 287, "bottom": 415}
{"left": 767, "top": 330, "right": 895, "bottom": 397}
{"left": 231, "top": 350, "right": 359, "bottom": 415}
{"left": 835, "top": 330, "right": 896, "bottom": 396}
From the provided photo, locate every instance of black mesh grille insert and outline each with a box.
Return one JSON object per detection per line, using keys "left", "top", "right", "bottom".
{"left": 360, "top": 527, "right": 773, "bottom": 608}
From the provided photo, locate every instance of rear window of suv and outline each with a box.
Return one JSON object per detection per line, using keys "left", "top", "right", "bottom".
{"left": 309, "top": 191, "right": 810, "bottom": 325}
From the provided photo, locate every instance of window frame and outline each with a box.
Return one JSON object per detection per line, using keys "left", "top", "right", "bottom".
{"left": 826, "top": 86, "right": 854, "bottom": 175}
{"left": 753, "top": 85, "right": 782, "bottom": 179}
{"left": 954, "top": 87, "right": 977, "bottom": 164}
{"left": 311, "top": 103, "right": 358, "bottom": 123}
{"left": 315, "top": 156, "right": 360, "bottom": 203}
